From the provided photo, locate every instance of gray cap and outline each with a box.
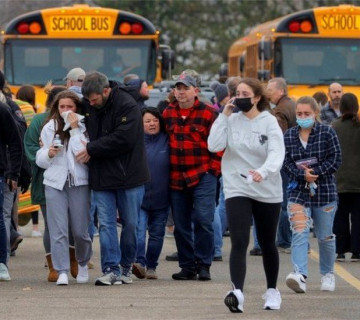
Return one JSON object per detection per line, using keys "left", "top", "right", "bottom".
{"left": 175, "top": 75, "right": 197, "bottom": 88}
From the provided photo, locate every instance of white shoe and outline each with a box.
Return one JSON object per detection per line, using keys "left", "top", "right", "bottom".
{"left": 263, "top": 288, "right": 281, "bottom": 310}
{"left": 56, "top": 272, "right": 69, "bottom": 285}
{"left": 224, "top": 286, "right": 244, "bottom": 313}
{"left": 0, "top": 263, "right": 11, "bottom": 281}
{"left": 77, "top": 264, "right": 89, "bottom": 284}
{"left": 32, "top": 230, "right": 42, "bottom": 238}
{"left": 321, "top": 272, "right": 335, "bottom": 291}
{"left": 286, "top": 272, "right": 306, "bottom": 293}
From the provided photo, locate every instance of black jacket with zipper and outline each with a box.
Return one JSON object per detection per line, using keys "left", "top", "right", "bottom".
{"left": 84, "top": 81, "right": 149, "bottom": 190}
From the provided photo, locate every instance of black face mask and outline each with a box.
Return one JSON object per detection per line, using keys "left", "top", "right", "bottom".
{"left": 235, "top": 97, "right": 253, "bottom": 112}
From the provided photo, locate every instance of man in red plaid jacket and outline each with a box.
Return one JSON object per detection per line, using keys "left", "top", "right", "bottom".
{"left": 163, "top": 73, "right": 221, "bottom": 281}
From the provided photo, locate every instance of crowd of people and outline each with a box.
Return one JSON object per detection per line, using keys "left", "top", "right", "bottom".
{"left": 0, "top": 65, "right": 359, "bottom": 313}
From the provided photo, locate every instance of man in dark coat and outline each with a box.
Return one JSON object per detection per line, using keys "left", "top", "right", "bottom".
{"left": 78, "top": 72, "right": 149, "bottom": 286}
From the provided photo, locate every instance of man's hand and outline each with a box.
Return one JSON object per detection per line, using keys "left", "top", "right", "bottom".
{"left": 6, "top": 179, "right": 18, "bottom": 192}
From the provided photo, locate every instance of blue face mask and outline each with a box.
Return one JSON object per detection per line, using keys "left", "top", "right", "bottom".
{"left": 296, "top": 116, "right": 315, "bottom": 129}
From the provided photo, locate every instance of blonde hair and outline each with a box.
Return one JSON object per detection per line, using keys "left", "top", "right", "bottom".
{"left": 296, "top": 96, "right": 321, "bottom": 122}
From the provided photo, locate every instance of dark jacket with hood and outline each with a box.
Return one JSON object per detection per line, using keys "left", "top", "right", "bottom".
{"left": 84, "top": 81, "right": 149, "bottom": 190}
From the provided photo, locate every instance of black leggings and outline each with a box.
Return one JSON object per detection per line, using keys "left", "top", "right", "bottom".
{"left": 226, "top": 196, "right": 281, "bottom": 291}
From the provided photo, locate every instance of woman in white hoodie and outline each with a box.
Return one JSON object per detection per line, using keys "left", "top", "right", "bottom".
{"left": 36, "top": 90, "right": 92, "bottom": 285}
{"left": 208, "top": 78, "right": 285, "bottom": 313}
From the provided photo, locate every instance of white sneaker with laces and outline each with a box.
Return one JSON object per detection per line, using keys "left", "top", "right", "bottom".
{"left": 77, "top": 264, "right": 89, "bottom": 283}
{"left": 263, "top": 288, "right": 281, "bottom": 310}
{"left": 0, "top": 263, "right": 11, "bottom": 281}
{"left": 286, "top": 272, "right": 306, "bottom": 293}
{"left": 56, "top": 272, "right": 69, "bottom": 285}
{"left": 224, "top": 285, "right": 244, "bottom": 313}
{"left": 321, "top": 272, "right": 335, "bottom": 291}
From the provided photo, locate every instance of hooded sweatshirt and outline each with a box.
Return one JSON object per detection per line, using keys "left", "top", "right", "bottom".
{"left": 208, "top": 111, "right": 284, "bottom": 203}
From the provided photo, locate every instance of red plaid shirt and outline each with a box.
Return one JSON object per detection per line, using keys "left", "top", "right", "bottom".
{"left": 163, "top": 98, "right": 221, "bottom": 190}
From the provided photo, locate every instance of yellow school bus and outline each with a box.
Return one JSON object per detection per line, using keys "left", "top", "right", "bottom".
{"left": 1, "top": 4, "right": 174, "bottom": 111}
{"left": 227, "top": 4, "right": 360, "bottom": 100}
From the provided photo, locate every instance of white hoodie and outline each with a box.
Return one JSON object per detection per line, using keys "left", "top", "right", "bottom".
{"left": 36, "top": 119, "right": 88, "bottom": 190}
{"left": 208, "top": 111, "right": 284, "bottom": 203}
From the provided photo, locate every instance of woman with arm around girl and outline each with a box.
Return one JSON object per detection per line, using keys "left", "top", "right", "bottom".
{"left": 283, "top": 96, "right": 341, "bottom": 293}
{"left": 208, "top": 78, "right": 285, "bottom": 313}
{"left": 36, "top": 90, "right": 92, "bottom": 285}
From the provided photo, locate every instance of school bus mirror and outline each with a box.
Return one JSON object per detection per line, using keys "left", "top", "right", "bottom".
{"left": 257, "top": 70, "right": 270, "bottom": 81}
{"left": 162, "top": 49, "right": 176, "bottom": 70}
{"left": 258, "top": 40, "right": 272, "bottom": 60}
{"left": 240, "top": 54, "right": 246, "bottom": 72}
{"left": 219, "top": 63, "right": 228, "bottom": 77}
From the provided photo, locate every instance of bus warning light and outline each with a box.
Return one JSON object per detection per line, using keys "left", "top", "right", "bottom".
{"left": 300, "top": 20, "right": 312, "bottom": 33}
{"left": 29, "top": 22, "right": 41, "bottom": 34}
{"left": 119, "top": 22, "right": 131, "bottom": 34}
{"left": 17, "top": 22, "right": 29, "bottom": 34}
{"left": 288, "top": 21, "right": 300, "bottom": 33}
{"left": 132, "top": 23, "right": 143, "bottom": 34}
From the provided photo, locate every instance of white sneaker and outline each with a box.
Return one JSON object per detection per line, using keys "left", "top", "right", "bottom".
{"left": 263, "top": 288, "right": 281, "bottom": 310}
{"left": 56, "top": 272, "right": 69, "bottom": 285}
{"left": 76, "top": 264, "right": 89, "bottom": 284}
{"left": 32, "top": 230, "right": 42, "bottom": 238}
{"left": 224, "top": 286, "right": 244, "bottom": 313}
{"left": 0, "top": 263, "right": 11, "bottom": 281}
{"left": 321, "top": 272, "right": 335, "bottom": 291}
{"left": 286, "top": 272, "right": 306, "bottom": 293}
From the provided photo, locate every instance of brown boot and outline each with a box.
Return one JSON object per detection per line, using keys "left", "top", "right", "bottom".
{"left": 69, "top": 247, "right": 78, "bottom": 279}
{"left": 45, "top": 254, "right": 58, "bottom": 282}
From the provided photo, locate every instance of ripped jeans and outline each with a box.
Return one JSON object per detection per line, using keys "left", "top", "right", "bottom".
{"left": 288, "top": 201, "right": 337, "bottom": 277}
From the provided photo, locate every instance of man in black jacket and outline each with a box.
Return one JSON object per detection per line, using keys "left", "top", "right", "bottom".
{"left": 0, "top": 101, "right": 23, "bottom": 281}
{"left": 79, "top": 72, "right": 149, "bottom": 286}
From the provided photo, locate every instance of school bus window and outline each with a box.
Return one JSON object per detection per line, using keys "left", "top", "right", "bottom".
{"left": 25, "top": 48, "right": 49, "bottom": 67}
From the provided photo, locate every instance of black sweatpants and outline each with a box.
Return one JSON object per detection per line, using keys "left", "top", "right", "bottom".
{"left": 226, "top": 196, "right": 281, "bottom": 291}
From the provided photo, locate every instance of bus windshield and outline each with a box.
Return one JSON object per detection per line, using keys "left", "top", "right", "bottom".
{"left": 4, "top": 38, "right": 157, "bottom": 86}
{"left": 277, "top": 38, "right": 360, "bottom": 85}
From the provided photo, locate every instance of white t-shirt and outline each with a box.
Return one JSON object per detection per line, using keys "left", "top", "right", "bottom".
{"left": 208, "top": 111, "right": 285, "bottom": 203}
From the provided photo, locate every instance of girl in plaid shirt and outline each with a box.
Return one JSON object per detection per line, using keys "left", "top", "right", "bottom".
{"left": 283, "top": 96, "right": 341, "bottom": 294}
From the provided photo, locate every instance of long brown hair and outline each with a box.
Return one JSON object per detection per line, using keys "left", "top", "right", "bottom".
{"left": 45, "top": 90, "right": 83, "bottom": 145}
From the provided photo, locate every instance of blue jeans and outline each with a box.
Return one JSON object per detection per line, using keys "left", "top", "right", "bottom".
{"left": 213, "top": 177, "right": 227, "bottom": 257}
{"left": 288, "top": 201, "right": 337, "bottom": 277}
{"left": 88, "top": 191, "right": 98, "bottom": 241}
{"left": 0, "top": 177, "right": 7, "bottom": 265}
{"left": 171, "top": 172, "right": 217, "bottom": 270}
{"left": 252, "top": 217, "right": 260, "bottom": 249}
{"left": 94, "top": 185, "right": 145, "bottom": 274}
{"left": 136, "top": 207, "right": 169, "bottom": 269}
{"left": 276, "top": 170, "right": 291, "bottom": 248}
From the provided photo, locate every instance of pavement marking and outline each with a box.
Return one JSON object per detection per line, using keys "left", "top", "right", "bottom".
{"left": 309, "top": 250, "right": 360, "bottom": 291}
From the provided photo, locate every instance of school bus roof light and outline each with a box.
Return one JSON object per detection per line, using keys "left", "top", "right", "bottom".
{"left": 132, "top": 23, "right": 143, "bottom": 35}
{"left": 29, "top": 22, "right": 42, "bottom": 34}
{"left": 300, "top": 20, "right": 312, "bottom": 33}
{"left": 288, "top": 21, "right": 300, "bottom": 33}
{"left": 17, "top": 22, "right": 29, "bottom": 34}
{"left": 119, "top": 22, "right": 131, "bottom": 34}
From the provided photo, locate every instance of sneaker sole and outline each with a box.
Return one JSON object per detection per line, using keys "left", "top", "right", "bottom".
{"left": 95, "top": 279, "right": 112, "bottom": 286}
{"left": 286, "top": 278, "right": 306, "bottom": 293}
{"left": 224, "top": 293, "right": 243, "bottom": 313}
{"left": 264, "top": 304, "right": 281, "bottom": 310}
{"left": 321, "top": 286, "right": 335, "bottom": 291}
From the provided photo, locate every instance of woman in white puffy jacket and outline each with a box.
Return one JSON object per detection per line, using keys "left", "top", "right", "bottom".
{"left": 36, "top": 90, "right": 92, "bottom": 286}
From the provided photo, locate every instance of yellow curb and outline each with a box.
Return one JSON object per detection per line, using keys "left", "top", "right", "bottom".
{"left": 309, "top": 250, "right": 360, "bottom": 291}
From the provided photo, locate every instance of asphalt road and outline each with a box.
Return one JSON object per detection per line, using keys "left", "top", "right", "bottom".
{"left": 1, "top": 221, "right": 359, "bottom": 320}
